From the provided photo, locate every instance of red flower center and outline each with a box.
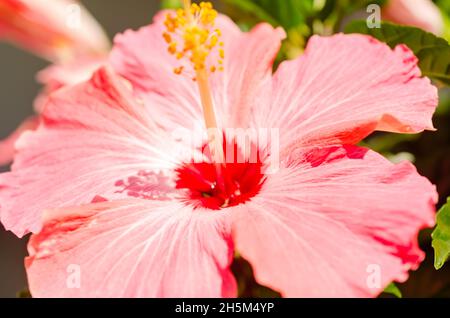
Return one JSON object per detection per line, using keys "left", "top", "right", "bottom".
{"left": 175, "top": 141, "right": 265, "bottom": 210}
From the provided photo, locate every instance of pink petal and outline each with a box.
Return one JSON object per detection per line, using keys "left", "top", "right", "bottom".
{"left": 0, "top": 67, "right": 189, "bottom": 237}
{"left": 26, "top": 200, "right": 236, "bottom": 297}
{"left": 34, "top": 56, "right": 106, "bottom": 112}
{"left": 0, "top": 116, "right": 39, "bottom": 166}
{"left": 0, "top": 0, "right": 110, "bottom": 62}
{"left": 383, "top": 0, "right": 444, "bottom": 35}
{"left": 232, "top": 145, "right": 437, "bottom": 297}
{"left": 110, "top": 11, "right": 285, "bottom": 130}
{"left": 254, "top": 34, "right": 438, "bottom": 152}
{"left": 211, "top": 22, "right": 285, "bottom": 128}
{"left": 1, "top": 57, "right": 105, "bottom": 167}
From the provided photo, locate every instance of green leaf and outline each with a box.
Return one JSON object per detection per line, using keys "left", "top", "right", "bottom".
{"left": 383, "top": 283, "right": 402, "bottom": 298}
{"left": 437, "top": 0, "right": 450, "bottom": 14}
{"left": 435, "top": 1, "right": 450, "bottom": 43}
{"left": 222, "top": 0, "right": 317, "bottom": 28}
{"left": 432, "top": 198, "right": 450, "bottom": 270}
{"left": 436, "top": 88, "right": 450, "bottom": 116}
{"left": 221, "top": 0, "right": 279, "bottom": 26}
{"left": 266, "top": 0, "right": 314, "bottom": 29}
{"left": 345, "top": 21, "right": 450, "bottom": 86}
{"left": 362, "top": 133, "right": 419, "bottom": 154}
{"left": 160, "top": 0, "right": 182, "bottom": 9}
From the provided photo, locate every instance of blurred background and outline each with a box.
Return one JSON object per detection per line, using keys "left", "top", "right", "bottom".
{"left": 0, "top": 0, "right": 449, "bottom": 297}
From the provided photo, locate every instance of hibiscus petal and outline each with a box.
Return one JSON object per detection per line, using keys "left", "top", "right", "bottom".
{"left": 0, "top": 115, "right": 39, "bottom": 166}
{"left": 34, "top": 56, "right": 106, "bottom": 112}
{"left": 0, "top": 67, "right": 192, "bottom": 237}
{"left": 110, "top": 11, "right": 285, "bottom": 130}
{"left": 232, "top": 145, "right": 437, "bottom": 297}
{"left": 211, "top": 22, "right": 285, "bottom": 128}
{"left": 254, "top": 34, "right": 438, "bottom": 151}
{"left": 26, "top": 199, "right": 236, "bottom": 297}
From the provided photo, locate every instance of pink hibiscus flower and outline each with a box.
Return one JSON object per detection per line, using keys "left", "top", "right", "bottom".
{"left": 0, "top": 2, "right": 439, "bottom": 297}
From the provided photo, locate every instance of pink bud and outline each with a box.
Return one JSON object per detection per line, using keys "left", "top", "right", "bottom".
{"left": 383, "top": 0, "right": 444, "bottom": 35}
{"left": 0, "top": 0, "right": 110, "bottom": 62}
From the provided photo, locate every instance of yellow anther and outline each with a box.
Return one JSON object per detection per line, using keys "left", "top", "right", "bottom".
{"left": 176, "top": 8, "right": 185, "bottom": 18}
{"left": 164, "top": 13, "right": 178, "bottom": 32}
{"left": 209, "top": 35, "right": 218, "bottom": 48}
{"left": 210, "top": 66, "right": 216, "bottom": 73}
{"left": 168, "top": 42, "right": 177, "bottom": 54}
{"left": 191, "top": 3, "right": 200, "bottom": 13}
{"left": 174, "top": 66, "right": 184, "bottom": 75}
{"left": 163, "top": 1, "right": 224, "bottom": 76}
{"left": 219, "top": 48, "right": 225, "bottom": 59}
{"left": 162, "top": 32, "right": 172, "bottom": 44}
{"left": 200, "top": 2, "right": 212, "bottom": 9}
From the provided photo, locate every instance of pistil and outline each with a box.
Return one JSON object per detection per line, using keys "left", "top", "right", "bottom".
{"left": 164, "top": 1, "right": 225, "bottom": 164}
